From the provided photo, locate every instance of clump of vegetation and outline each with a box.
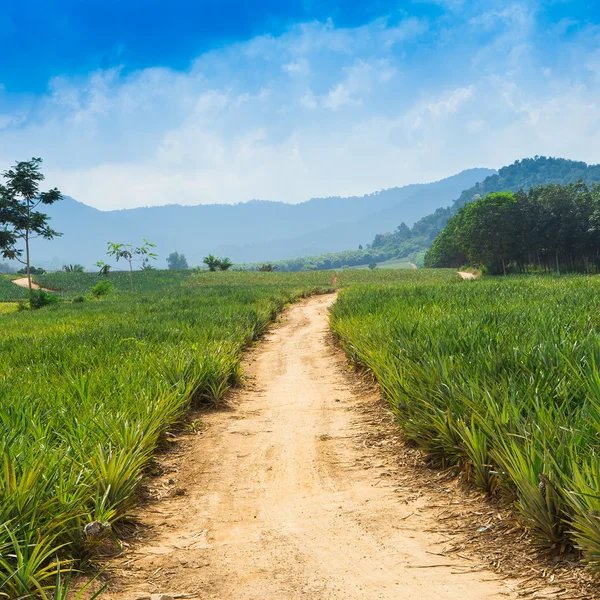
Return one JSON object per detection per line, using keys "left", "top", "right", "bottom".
{"left": 95, "top": 261, "right": 112, "bottom": 276}
{"left": 90, "top": 280, "right": 114, "bottom": 297}
{"left": 17, "top": 266, "right": 46, "bottom": 275}
{"left": 0, "top": 157, "right": 62, "bottom": 292}
{"left": 202, "top": 254, "right": 233, "bottom": 271}
{"left": 28, "top": 289, "right": 60, "bottom": 309}
{"left": 257, "top": 263, "right": 277, "bottom": 272}
{"left": 425, "top": 183, "right": 600, "bottom": 274}
{"left": 330, "top": 274, "right": 600, "bottom": 570}
{"left": 62, "top": 264, "right": 85, "bottom": 273}
{"left": 167, "top": 251, "right": 189, "bottom": 270}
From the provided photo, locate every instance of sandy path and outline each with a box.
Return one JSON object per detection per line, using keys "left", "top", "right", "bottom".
{"left": 106, "top": 295, "right": 512, "bottom": 600}
{"left": 12, "top": 277, "right": 52, "bottom": 291}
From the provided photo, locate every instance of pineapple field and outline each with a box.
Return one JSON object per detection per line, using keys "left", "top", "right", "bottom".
{"left": 1, "top": 269, "right": 600, "bottom": 598}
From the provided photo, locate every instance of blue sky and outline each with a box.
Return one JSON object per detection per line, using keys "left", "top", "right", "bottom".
{"left": 1, "top": 0, "right": 599, "bottom": 208}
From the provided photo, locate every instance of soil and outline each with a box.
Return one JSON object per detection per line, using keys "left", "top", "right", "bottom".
{"left": 11, "top": 277, "right": 52, "bottom": 291}
{"left": 98, "top": 294, "right": 526, "bottom": 600}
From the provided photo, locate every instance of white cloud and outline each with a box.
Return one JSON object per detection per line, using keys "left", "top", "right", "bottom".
{"left": 427, "top": 86, "right": 474, "bottom": 116}
{"left": 1, "top": 10, "right": 600, "bottom": 209}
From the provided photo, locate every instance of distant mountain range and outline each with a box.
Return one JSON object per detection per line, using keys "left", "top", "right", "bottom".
{"left": 29, "top": 168, "right": 495, "bottom": 269}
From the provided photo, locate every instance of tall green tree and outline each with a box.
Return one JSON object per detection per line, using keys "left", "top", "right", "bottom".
{"left": 167, "top": 251, "right": 189, "bottom": 270}
{"left": 0, "top": 158, "right": 62, "bottom": 291}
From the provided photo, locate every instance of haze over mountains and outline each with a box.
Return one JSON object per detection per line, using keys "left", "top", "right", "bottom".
{"left": 30, "top": 168, "right": 495, "bottom": 269}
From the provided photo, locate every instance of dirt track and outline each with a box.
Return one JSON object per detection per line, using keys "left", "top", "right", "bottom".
{"left": 107, "top": 294, "right": 512, "bottom": 599}
{"left": 12, "top": 277, "right": 51, "bottom": 291}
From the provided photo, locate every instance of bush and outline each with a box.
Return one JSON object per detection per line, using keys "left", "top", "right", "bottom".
{"left": 90, "top": 280, "right": 114, "bottom": 298}
{"left": 72, "top": 295, "right": 86, "bottom": 303}
{"left": 29, "top": 289, "right": 60, "bottom": 309}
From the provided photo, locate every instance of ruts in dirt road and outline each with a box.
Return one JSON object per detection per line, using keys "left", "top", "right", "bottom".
{"left": 106, "top": 294, "right": 512, "bottom": 599}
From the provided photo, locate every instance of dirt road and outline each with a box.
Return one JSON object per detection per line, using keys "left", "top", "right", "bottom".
{"left": 107, "top": 294, "right": 512, "bottom": 599}
{"left": 12, "top": 277, "right": 51, "bottom": 291}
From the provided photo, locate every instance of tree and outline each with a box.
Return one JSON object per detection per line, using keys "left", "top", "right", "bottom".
{"left": 106, "top": 239, "right": 157, "bottom": 291}
{"left": 0, "top": 158, "right": 62, "bottom": 292}
{"left": 368, "top": 263, "right": 377, "bottom": 270}
{"left": 167, "top": 251, "right": 189, "bottom": 270}
{"left": 219, "top": 257, "right": 233, "bottom": 271}
{"left": 63, "top": 264, "right": 85, "bottom": 273}
{"left": 95, "top": 261, "right": 112, "bottom": 277}
{"left": 257, "top": 263, "right": 277, "bottom": 272}
{"left": 203, "top": 254, "right": 220, "bottom": 271}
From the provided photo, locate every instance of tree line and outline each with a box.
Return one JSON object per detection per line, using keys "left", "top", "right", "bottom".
{"left": 424, "top": 182, "right": 600, "bottom": 275}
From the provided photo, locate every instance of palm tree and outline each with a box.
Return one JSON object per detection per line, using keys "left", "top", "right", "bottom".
{"left": 203, "top": 254, "right": 220, "bottom": 272}
{"left": 219, "top": 257, "right": 233, "bottom": 271}
{"left": 257, "top": 263, "right": 277, "bottom": 272}
{"left": 63, "top": 264, "right": 85, "bottom": 273}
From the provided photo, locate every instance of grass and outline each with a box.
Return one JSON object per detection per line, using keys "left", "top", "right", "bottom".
{"left": 9, "top": 265, "right": 600, "bottom": 594}
{"left": 330, "top": 274, "right": 600, "bottom": 570}
{"left": 346, "top": 258, "right": 416, "bottom": 270}
{"left": 0, "top": 270, "right": 334, "bottom": 598}
{"left": 0, "top": 276, "right": 29, "bottom": 302}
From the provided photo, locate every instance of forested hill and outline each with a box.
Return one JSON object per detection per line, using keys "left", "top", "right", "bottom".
{"left": 265, "top": 157, "right": 600, "bottom": 272}
{"left": 368, "top": 157, "right": 600, "bottom": 264}
{"left": 28, "top": 168, "right": 492, "bottom": 269}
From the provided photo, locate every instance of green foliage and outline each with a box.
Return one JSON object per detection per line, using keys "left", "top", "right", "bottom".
{"left": 166, "top": 251, "right": 189, "bottom": 270}
{"left": 29, "top": 289, "right": 60, "bottom": 309}
{"left": 202, "top": 254, "right": 220, "bottom": 271}
{"left": 202, "top": 254, "right": 233, "bottom": 271}
{"left": 90, "top": 280, "right": 114, "bottom": 298}
{"left": 62, "top": 264, "right": 85, "bottom": 273}
{"left": 0, "top": 158, "right": 62, "bottom": 291}
{"left": 17, "top": 266, "right": 45, "bottom": 275}
{"left": 95, "top": 261, "right": 111, "bottom": 277}
{"left": 218, "top": 257, "right": 233, "bottom": 271}
{"left": 366, "top": 157, "right": 600, "bottom": 265}
{"left": 330, "top": 275, "right": 600, "bottom": 567}
{"left": 425, "top": 183, "right": 600, "bottom": 274}
{"left": 107, "top": 239, "right": 158, "bottom": 291}
{"left": 0, "top": 271, "right": 336, "bottom": 592}
{"left": 257, "top": 263, "right": 277, "bottom": 272}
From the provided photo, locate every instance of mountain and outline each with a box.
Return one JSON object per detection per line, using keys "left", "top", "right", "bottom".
{"left": 261, "top": 157, "right": 600, "bottom": 272}
{"left": 368, "top": 157, "right": 600, "bottom": 264}
{"left": 29, "top": 168, "right": 494, "bottom": 269}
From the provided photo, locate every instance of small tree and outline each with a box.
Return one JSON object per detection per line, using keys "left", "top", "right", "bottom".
{"left": 106, "top": 239, "right": 157, "bottom": 292}
{"left": 0, "top": 158, "right": 62, "bottom": 292}
{"left": 167, "top": 251, "right": 189, "bottom": 270}
{"left": 219, "top": 257, "right": 233, "bottom": 271}
{"left": 368, "top": 263, "right": 377, "bottom": 270}
{"left": 95, "top": 261, "right": 111, "bottom": 277}
{"left": 203, "top": 254, "right": 220, "bottom": 272}
{"left": 257, "top": 263, "right": 277, "bottom": 272}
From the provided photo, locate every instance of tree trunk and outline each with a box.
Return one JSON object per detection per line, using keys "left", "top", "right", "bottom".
{"left": 502, "top": 258, "right": 506, "bottom": 276}
{"left": 555, "top": 249, "right": 560, "bottom": 275}
{"left": 25, "top": 199, "right": 32, "bottom": 293}
{"left": 128, "top": 261, "right": 134, "bottom": 292}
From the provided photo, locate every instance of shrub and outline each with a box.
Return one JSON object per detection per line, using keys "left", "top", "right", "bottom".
{"left": 90, "top": 280, "right": 114, "bottom": 298}
{"left": 29, "top": 289, "right": 60, "bottom": 309}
